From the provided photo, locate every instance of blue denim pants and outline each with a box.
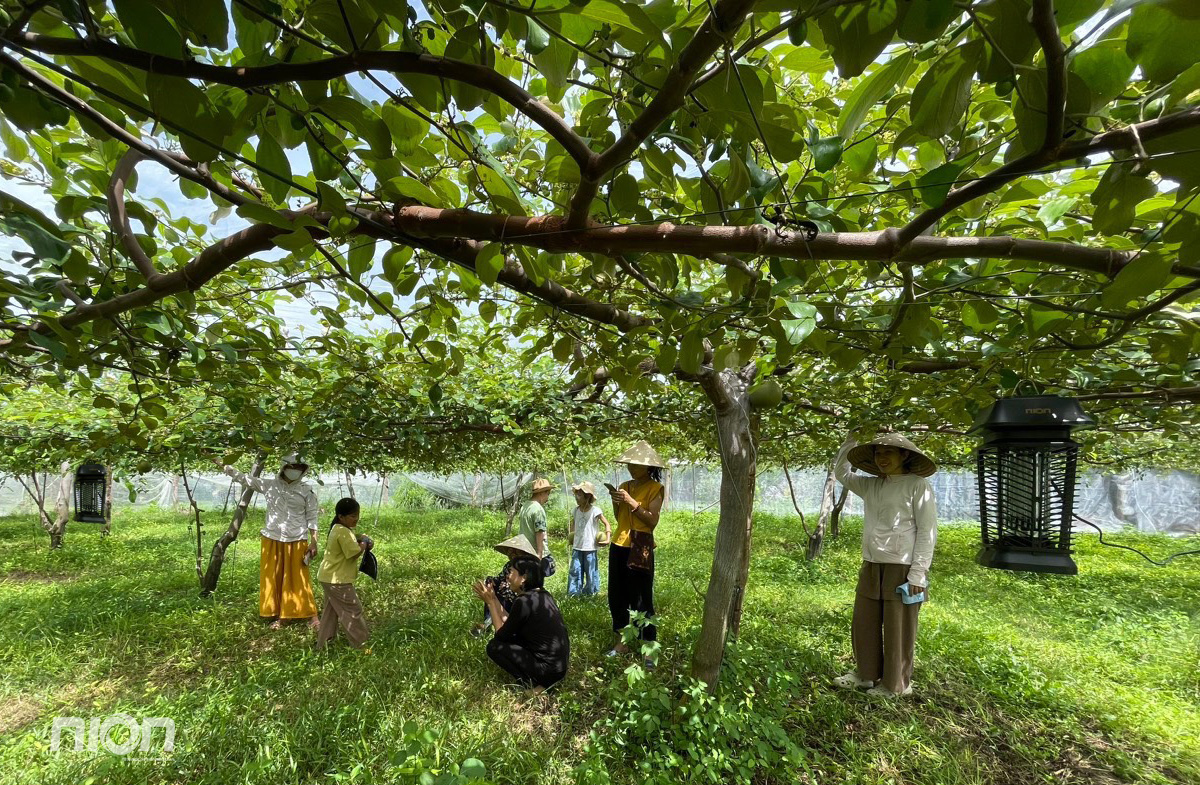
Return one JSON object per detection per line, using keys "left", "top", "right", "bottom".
{"left": 568, "top": 549, "right": 601, "bottom": 596}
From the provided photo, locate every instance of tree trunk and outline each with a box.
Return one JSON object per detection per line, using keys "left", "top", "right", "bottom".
{"left": 830, "top": 485, "right": 849, "bottom": 539}
{"left": 374, "top": 474, "right": 388, "bottom": 526}
{"left": 345, "top": 469, "right": 356, "bottom": 500}
{"left": 689, "top": 368, "right": 759, "bottom": 688}
{"left": 101, "top": 466, "right": 113, "bottom": 536}
{"left": 807, "top": 467, "right": 838, "bottom": 561}
{"left": 50, "top": 462, "right": 71, "bottom": 549}
{"left": 199, "top": 457, "right": 265, "bottom": 596}
{"left": 505, "top": 471, "right": 526, "bottom": 536}
{"left": 19, "top": 470, "right": 65, "bottom": 549}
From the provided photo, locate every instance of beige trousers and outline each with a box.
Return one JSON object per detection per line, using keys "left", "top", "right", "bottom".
{"left": 315, "top": 582, "right": 369, "bottom": 650}
{"left": 851, "top": 561, "right": 922, "bottom": 693}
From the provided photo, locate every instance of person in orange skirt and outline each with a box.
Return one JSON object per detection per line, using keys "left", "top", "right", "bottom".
{"left": 218, "top": 453, "right": 320, "bottom": 629}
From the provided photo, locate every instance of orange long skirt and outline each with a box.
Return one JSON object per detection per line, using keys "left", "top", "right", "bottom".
{"left": 259, "top": 536, "right": 318, "bottom": 620}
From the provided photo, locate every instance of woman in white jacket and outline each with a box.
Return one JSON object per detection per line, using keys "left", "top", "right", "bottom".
{"left": 218, "top": 454, "right": 321, "bottom": 629}
{"left": 831, "top": 434, "right": 938, "bottom": 697}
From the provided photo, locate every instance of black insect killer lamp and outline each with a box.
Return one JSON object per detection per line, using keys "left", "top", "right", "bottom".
{"left": 73, "top": 464, "right": 108, "bottom": 523}
{"left": 969, "top": 394, "right": 1096, "bottom": 575}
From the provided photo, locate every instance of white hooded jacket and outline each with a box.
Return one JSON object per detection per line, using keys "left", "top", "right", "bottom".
{"left": 223, "top": 464, "right": 319, "bottom": 543}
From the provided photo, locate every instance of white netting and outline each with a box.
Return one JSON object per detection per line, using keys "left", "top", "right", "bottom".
{"left": 1, "top": 466, "right": 1196, "bottom": 534}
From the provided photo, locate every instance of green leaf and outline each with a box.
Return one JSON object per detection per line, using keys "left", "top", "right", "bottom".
{"left": 917, "top": 162, "right": 965, "bottom": 208}
{"left": 1101, "top": 253, "right": 1175, "bottom": 308}
{"left": 525, "top": 18, "right": 551, "bottom": 55}
{"left": 909, "top": 40, "right": 983, "bottom": 139}
{"left": 475, "top": 243, "right": 504, "bottom": 285}
{"left": 962, "top": 299, "right": 999, "bottom": 331}
{"left": 112, "top": 0, "right": 184, "bottom": 58}
{"left": 1127, "top": 0, "right": 1200, "bottom": 83}
{"left": 838, "top": 52, "right": 914, "bottom": 141}
{"left": 808, "top": 136, "right": 843, "bottom": 172}
{"left": 976, "top": 0, "right": 1040, "bottom": 83}
{"left": 1090, "top": 163, "right": 1157, "bottom": 236}
{"left": 816, "top": 0, "right": 902, "bottom": 78}
{"left": 897, "top": 0, "right": 957, "bottom": 43}
{"left": 235, "top": 202, "right": 294, "bottom": 229}
{"left": 1037, "top": 196, "right": 1077, "bottom": 230}
{"left": 656, "top": 340, "right": 678, "bottom": 374}
{"left": 384, "top": 176, "right": 441, "bottom": 207}
{"left": 475, "top": 167, "right": 526, "bottom": 215}
{"left": 163, "top": 0, "right": 229, "bottom": 49}
{"left": 532, "top": 37, "right": 576, "bottom": 97}
{"left": 382, "top": 246, "right": 413, "bottom": 286}
{"left": 1028, "top": 305, "right": 1070, "bottom": 337}
{"left": 1072, "top": 41, "right": 1136, "bottom": 107}
{"left": 610, "top": 173, "right": 640, "bottom": 214}
{"left": 843, "top": 137, "right": 878, "bottom": 181}
{"left": 781, "top": 300, "right": 818, "bottom": 345}
{"left": 679, "top": 331, "right": 705, "bottom": 375}
{"left": 256, "top": 135, "right": 292, "bottom": 204}
{"left": 347, "top": 239, "right": 375, "bottom": 279}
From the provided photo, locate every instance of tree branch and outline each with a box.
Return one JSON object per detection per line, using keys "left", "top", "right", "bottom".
{"left": 9, "top": 32, "right": 595, "bottom": 168}
{"left": 1031, "top": 0, "right": 1066, "bottom": 153}
{"left": 389, "top": 206, "right": 1200, "bottom": 279}
{"left": 564, "top": 0, "right": 757, "bottom": 229}
{"left": 107, "top": 149, "right": 166, "bottom": 286}
{"left": 895, "top": 99, "right": 1200, "bottom": 246}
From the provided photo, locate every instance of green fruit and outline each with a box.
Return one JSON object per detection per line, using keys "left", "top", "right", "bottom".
{"left": 0, "top": 84, "right": 13, "bottom": 104}
{"left": 747, "top": 379, "right": 784, "bottom": 409}
{"left": 787, "top": 19, "right": 807, "bottom": 46}
{"left": 995, "top": 80, "right": 1014, "bottom": 97}
{"left": 290, "top": 113, "right": 307, "bottom": 130}
{"left": 0, "top": 67, "right": 17, "bottom": 89}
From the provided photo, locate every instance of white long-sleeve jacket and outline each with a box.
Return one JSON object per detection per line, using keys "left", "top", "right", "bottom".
{"left": 223, "top": 466, "right": 319, "bottom": 543}
{"left": 833, "top": 438, "right": 938, "bottom": 587}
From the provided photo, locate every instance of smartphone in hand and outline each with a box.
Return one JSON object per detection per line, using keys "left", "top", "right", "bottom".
{"left": 603, "top": 482, "right": 618, "bottom": 494}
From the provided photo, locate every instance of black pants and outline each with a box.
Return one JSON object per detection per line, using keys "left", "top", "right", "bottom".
{"left": 486, "top": 639, "right": 566, "bottom": 688}
{"left": 608, "top": 544, "right": 656, "bottom": 642}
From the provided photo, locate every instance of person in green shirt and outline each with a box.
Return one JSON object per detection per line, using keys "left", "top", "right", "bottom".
{"left": 519, "top": 478, "right": 554, "bottom": 576}
{"left": 315, "top": 498, "right": 372, "bottom": 651}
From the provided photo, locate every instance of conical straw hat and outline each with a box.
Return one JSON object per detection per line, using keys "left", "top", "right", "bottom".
{"left": 847, "top": 433, "right": 937, "bottom": 477}
{"left": 493, "top": 534, "right": 538, "bottom": 558}
{"left": 614, "top": 440, "right": 666, "bottom": 468}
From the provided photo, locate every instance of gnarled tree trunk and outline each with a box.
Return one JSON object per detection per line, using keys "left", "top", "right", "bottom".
{"left": 199, "top": 457, "right": 265, "bottom": 596}
{"left": 101, "top": 466, "right": 113, "bottom": 536}
{"left": 50, "top": 462, "right": 71, "bottom": 549}
{"left": 689, "top": 367, "right": 759, "bottom": 688}
{"left": 830, "top": 484, "right": 849, "bottom": 539}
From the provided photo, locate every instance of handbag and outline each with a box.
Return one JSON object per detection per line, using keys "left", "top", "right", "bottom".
{"left": 628, "top": 529, "right": 654, "bottom": 572}
{"left": 541, "top": 552, "right": 557, "bottom": 577}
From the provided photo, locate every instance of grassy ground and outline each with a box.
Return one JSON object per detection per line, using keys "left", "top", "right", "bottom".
{"left": 0, "top": 505, "right": 1197, "bottom": 785}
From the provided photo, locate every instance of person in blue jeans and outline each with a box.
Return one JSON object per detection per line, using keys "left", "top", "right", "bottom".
{"left": 567, "top": 482, "right": 612, "bottom": 597}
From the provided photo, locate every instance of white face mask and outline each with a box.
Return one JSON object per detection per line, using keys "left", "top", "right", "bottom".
{"left": 283, "top": 468, "right": 303, "bottom": 481}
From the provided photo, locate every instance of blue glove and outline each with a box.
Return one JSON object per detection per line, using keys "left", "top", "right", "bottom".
{"left": 896, "top": 582, "right": 926, "bottom": 605}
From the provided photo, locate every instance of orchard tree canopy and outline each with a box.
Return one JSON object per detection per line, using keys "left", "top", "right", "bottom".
{"left": 2, "top": 0, "right": 1200, "bottom": 684}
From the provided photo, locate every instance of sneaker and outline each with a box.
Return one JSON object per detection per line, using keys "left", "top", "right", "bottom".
{"left": 866, "top": 684, "right": 913, "bottom": 698}
{"left": 832, "top": 671, "right": 874, "bottom": 690}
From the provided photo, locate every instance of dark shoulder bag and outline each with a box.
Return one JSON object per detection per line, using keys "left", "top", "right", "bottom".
{"left": 628, "top": 529, "right": 655, "bottom": 572}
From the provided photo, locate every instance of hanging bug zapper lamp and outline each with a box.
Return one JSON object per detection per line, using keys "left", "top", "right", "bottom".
{"left": 73, "top": 464, "right": 108, "bottom": 523}
{"left": 969, "top": 395, "right": 1095, "bottom": 574}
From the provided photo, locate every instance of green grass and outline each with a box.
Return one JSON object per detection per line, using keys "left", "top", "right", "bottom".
{"left": 0, "top": 505, "right": 1197, "bottom": 784}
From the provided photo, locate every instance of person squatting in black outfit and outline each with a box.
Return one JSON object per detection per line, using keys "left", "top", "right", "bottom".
{"left": 473, "top": 556, "right": 570, "bottom": 692}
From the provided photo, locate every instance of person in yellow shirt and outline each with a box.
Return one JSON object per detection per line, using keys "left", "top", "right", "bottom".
{"left": 315, "top": 498, "right": 372, "bottom": 650}
{"left": 605, "top": 441, "right": 667, "bottom": 659}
